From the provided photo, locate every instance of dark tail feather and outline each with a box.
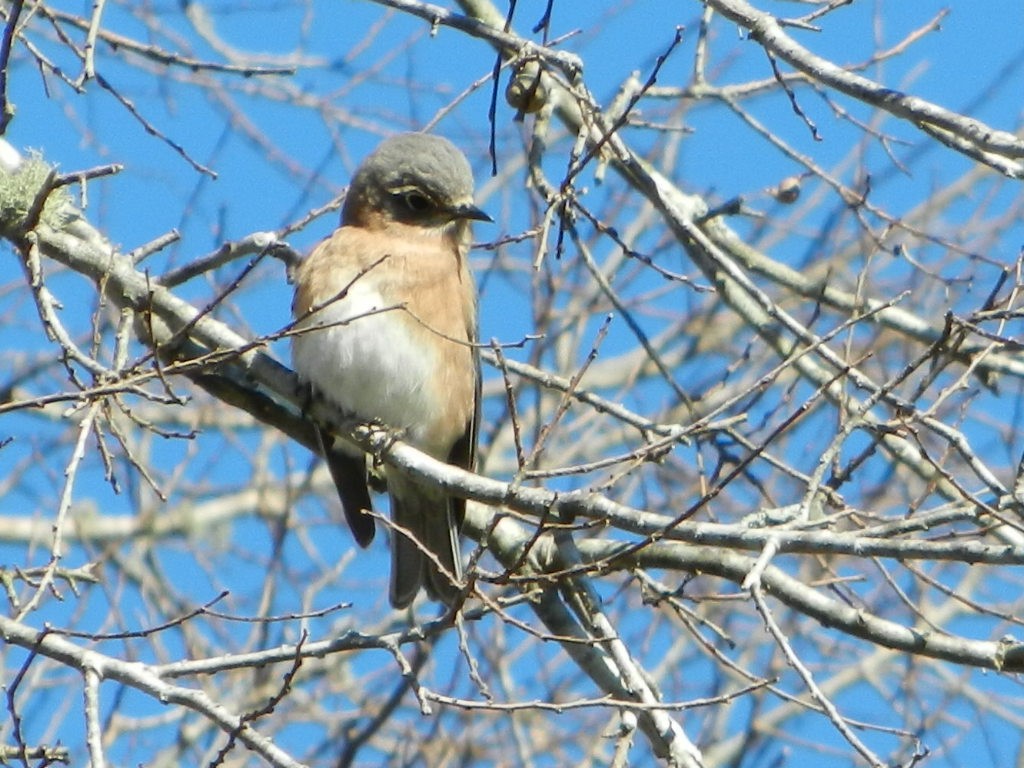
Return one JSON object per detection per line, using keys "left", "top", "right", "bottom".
{"left": 422, "top": 497, "right": 463, "bottom": 606}
{"left": 389, "top": 492, "right": 424, "bottom": 609}
{"left": 315, "top": 426, "right": 375, "bottom": 547}
{"left": 389, "top": 485, "right": 462, "bottom": 608}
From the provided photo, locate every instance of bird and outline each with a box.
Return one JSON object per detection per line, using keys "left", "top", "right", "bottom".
{"left": 291, "top": 133, "right": 490, "bottom": 609}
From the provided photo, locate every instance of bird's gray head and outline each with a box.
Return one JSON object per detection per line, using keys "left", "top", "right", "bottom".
{"left": 342, "top": 133, "right": 491, "bottom": 229}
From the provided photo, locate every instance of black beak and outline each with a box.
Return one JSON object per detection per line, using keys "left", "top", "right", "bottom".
{"left": 452, "top": 203, "right": 493, "bottom": 223}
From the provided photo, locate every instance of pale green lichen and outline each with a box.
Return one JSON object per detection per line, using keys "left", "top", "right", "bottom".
{"left": 0, "top": 151, "right": 71, "bottom": 233}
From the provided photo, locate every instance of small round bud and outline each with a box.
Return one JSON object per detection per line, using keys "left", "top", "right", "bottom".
{"left": 773, "top": 175, "right": 801, "bottom": 204}
{"left": 506, "top": 59, "right": 548, "bottom": 114}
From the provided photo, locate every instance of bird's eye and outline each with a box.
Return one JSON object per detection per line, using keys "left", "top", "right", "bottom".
{"left": 400, "top": 191, "right": 432, "bottom": 214}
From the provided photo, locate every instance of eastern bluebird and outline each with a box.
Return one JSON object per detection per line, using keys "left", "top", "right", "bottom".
{"left": 291, "top": 133, "right": 490, "bottom": 608}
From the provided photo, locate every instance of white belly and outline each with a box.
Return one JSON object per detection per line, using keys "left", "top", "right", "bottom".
{"left": 292, "top": 281, "right": 439, "bottom": 444}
